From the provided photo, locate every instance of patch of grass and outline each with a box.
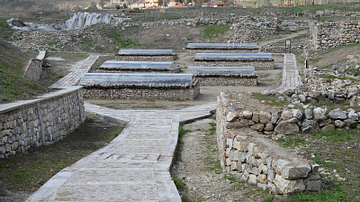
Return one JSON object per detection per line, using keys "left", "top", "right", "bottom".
{"left": 104, "top": 27, "right": 143, "bottom": 48}
{"left": 203, "top": 24, "right": 230, "bottom": 38}
{"left": 172, "top": 174, "right": 186, "bottom": 191}
{"left": 311, "top": 129, "right": 359, "bottom": 143}
{"left": 0, "top": 17, "right": 15, "bottom": 40}
{"left": 251, "top": 92, "right": 289, "bottom": 108}
{"left": 0, "top": 116, "right": 125, "bottom": 196}
{"left": 276, "top": 136, "right": 307, "bottom": 147}
{"left": 319, "top": 74, "right": 360, "bottom": 82}
{"left": 224, "top": 173, "right": 237, "bottom": 182}
{"left": 291, "top": 183, "right": 350, "bottom": 202}
{"left": 207, "top": 122, "right": 216, "bottom": 136}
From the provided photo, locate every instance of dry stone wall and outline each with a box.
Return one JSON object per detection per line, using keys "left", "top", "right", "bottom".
{"left": 217, "top": 92, "right": 321, "bottom": 194}
{"left": 82, "top": 83, "right": 200, "bottom": 100}
{"left": 0, "top": 87, "right": 85, "bottom": 158}
{"left": 186, "top": 49, "right": 258, "bottom": 55}
{"left": 95, "top": 69, "right": 181, "bottom": 73}
{"left": 310, "top": 21, "right": 360, "bottom": 51}
{"left": 195, "top": 75, "right": 257, "bottom": 86}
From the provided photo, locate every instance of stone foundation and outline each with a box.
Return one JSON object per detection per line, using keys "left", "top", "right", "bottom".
{"left": 115, "top": 55, "right": 176, "bottom": 61}
{"left": 0, "top": 87, "right": 85, "bottom": 158}
{"left": 193, "top": 61, "right": 274, "bottom": 70}
{"left": 195, "top": 75, "right": 257, "bottom": 86}
{"left": 216, "top": 91, "right": 321, "bottom": 194}
{"left": 82, "top": 83, "right": 200, "bottom": 100}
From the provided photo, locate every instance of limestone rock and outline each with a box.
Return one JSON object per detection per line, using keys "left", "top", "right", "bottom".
{"left": 281, "top": 110, "right": 293, "bottom": 120}
{"left": 264, "top": 123, "right": 274, "bottom": 131}
{"left": 299, "top": 94, "right": 306, "bottom": 102}
{"left": 274, "top": 121, "right": 299, "bottom": 135}
{"left": 307, "top": 181, "right": 321, "bottom": 191}
{"left": 304, "top": 108, "right": 313, "bottom": 119}
{"left": 313, "top": 107, "right": 327, "bottom": 121}
{"left": 348, "top": 111, "right": 359, "bottom": 121}
{"left": 273, "top": 175, "right": 305, "bottom": 194}
{"left": 328, "top": 108, "right": 347, "bottom": 120}
{"left": 248, "top": 174, "right": 257, "bottom": 184}
{"left": 226, "top": 111, "right": 239, "bottom": 122}
{"left": 322, "top": 124, "right": 335, "bottom": 131}
{"left": 252, "top": 112, "right": 260, "bottom": 123}
{"left": 260, "top": 111, "right": 272, "bottom": 124}
{"left": 258, "top": 174, "right": 267, "bottom": 184}
{"left": 243, "top": 111, "right": 253, "bottom": 119}
{"left": 334, "top": 120, "right": 345, "bottom": 128}
{"left": 292, "top": 109, "right": 303, "bottom": 120}
{"left": 301, "top": 119, "right": 318, "bottom": 133}
{"left": 239, "top": 170, "right": 249, "bottom": 182}
{"left": 250, "top": 123, "right": 264, "bottom": 132}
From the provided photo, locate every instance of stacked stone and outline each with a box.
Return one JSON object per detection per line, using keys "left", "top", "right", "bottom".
{"left": 224, "top": 107, "right": 360, "bottom": 134}
{"left": 82, "top": 84, "right": 200, "bottom": 100}
{"left": 193, "top": 61, "right": 274, "bottom": 70}
{"left": 217, "top": 92, "right": 321, "bottom": 194}
{"left": 312, "top": 21, "right": 360, "bottom": 50}
{"left": 194, "top": 75, "right": 258, "bottom": 86}
{"left": 0, "top": 87, "right": 85, "bottom": 158}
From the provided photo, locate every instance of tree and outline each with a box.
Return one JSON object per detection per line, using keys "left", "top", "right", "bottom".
{"left": 123, "top": 3, "right": 127, "bottom": 9}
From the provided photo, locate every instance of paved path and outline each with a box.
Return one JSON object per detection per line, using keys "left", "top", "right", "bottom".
{"left": 27, "top": 102, "right": 216, "bottom": 202}
{"left": 278, "top": 53, "right": 303, "bottom": 91}
{"left": 50, "top": 55, "right": 100, "bottom": 88}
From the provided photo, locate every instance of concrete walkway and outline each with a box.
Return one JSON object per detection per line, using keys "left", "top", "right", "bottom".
{"left": 26, "top": 102, "right": 216, "bottom": 201}
{"left": 279, "top": 53, "right": 303, "bottom": 90}
{"left": 50, "top": 55, "right": 100, "bottom": 88}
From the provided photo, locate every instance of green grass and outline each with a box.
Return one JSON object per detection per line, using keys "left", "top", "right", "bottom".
{"left": 319, "top": 74, "right": 360, "bottom": 82}
{"left": 276, "top": 136, "right": 307, "bottom": 147}
{"left": 0, "top": 17, "right": 15, "bottom": 40}
{"left": 103, "top": 27, "right": 143, "bottom": 48}
{"left": 203, "top": 24, "right": 230, "bottom": 38}
{"left": 224, "top": 173, "right": 237, "bottom": 182}
{"left": 291, "top": 183, "right": 350, "bottom": 202}
{"left": 311, "top": 129, "right": 360, "bottom": 143}
{"left": 165, "top": 98, "right": 190, "bottom": 102}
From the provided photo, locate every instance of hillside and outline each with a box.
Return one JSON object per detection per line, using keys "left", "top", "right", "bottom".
{"left": 0, "top": 39, "right": 47, "bottom": 103}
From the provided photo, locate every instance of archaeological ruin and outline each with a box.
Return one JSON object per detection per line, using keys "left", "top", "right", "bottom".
{"left": 186, "top": 66, "right": 257, "bottom": 86}
{"left": 115, "top": 49, "right": 177, "bottom": 61}
{"left": 96, "top": 61, "right": 181, "bottom": 73}
{"left": 79, "top": 73, "right": 200, "bottom": 100}
{"left": 193, "top": 53, "right": 274, "bottom": 69}
{"left": 186, "top": 43, "right": 259, "bottom": 54}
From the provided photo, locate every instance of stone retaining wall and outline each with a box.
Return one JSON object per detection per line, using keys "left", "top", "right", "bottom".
{"left": 193, "top": 61, "right": 274, "bottom": 70}
{"left": 115, "top": 55, "right": 176, "bottom": 61}
{"left": 23, "top": 51, "right": 46, "bottom": 82}
{"left": 0, "top": 87, "right": 85, "bottom": 158}
{"left": 217, "top": 92, "right": 321, "bottom": 194}
{"left": 82, "top": 83, "right": 200, "bottom": 100}
{"left": 310, "top": 21, "right": 360, "bottom": 51}
{"left": 195, "top": 75, "right": 257, "bottom": 86}
{"left": 187, "top": 49, "right": 258, "bottom": 55}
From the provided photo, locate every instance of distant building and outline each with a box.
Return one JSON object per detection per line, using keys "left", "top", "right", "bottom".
{"left": 131, "top": 1, "right": 146, "bottom": 8}
{"left": 111, "top": 0, "right": 130, "bottom": 7}
{"left": 145, "top": 0, "right": 163, "bottom": 8}
{"left": 167, "top": 0, "right": 176, "bottom": 7}
{"left": 202, "top": 1, "right": 229, "bottom": 7}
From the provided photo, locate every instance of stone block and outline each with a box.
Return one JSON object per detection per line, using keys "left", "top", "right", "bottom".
{"left": 313, "top": 107, "right": 327, "bottom": 121}
{"left": 273, "top": 175, "right": 305, "bottom": 194}
{"left": 239, "top": 170, "right": 249, "bottom": 182}
{"left": 307, "top": 181, "right": 321, "bottom": 191}
{"left": 252, "top": 112, "right": 260, "bottom": 123}
{"left": 281, "top": 110, "right": 293, "bottom": 120}
{"left": 250, "top": 123, "right": 264, "bottom": 132}
{"left": 274, "top": 121, "right": 299, "bottom": 135}
{"left": 248, "top": 174, "right": 257, "bottom": 184}
{"left": 322, "top": 124, "right": 335, "bottom": 132}
{"left": 328, "top": 108, "right": 347, "bottom": 120}
{"left": 257, "top": 183, "right": 267, "bottom": 191}
{"left": 258, "top": 174, "right": 267, "bottom": 184}
{"left": 243, "top": 111, "right": 253, "bottom": 119}
{"left": 260, "top": 111, "right": 272, "bottom": 124}
{"left": 226, "top": 111, "right": 239, "bottom": 122}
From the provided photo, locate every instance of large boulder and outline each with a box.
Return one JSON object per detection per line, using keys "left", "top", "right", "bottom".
{"left": 328, "top": 108, "right": 347, "bottom": 120}
{"left": 274, "top": 121, "right": 299, "bottom": 135}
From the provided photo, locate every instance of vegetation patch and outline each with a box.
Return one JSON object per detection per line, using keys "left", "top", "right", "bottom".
{"left": 203, "top": 24, "right": 230, "bottom": 38}
{"left": 251, "top": 92, "right": 290, "bottom": 108}
{"left": 276, "top": 129, "right": 360, "bottom": 201}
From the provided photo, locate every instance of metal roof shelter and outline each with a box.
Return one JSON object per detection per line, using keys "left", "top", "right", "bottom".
{"left": 187, "top": 66, "right": 255, "bottom": 76}
{"left": 186, "top": 43, "right": 258, "bottom": 50}
{"left": 98, "top": 61, "right": 180, "bottom": 71}
{"left": 79, "top": 73, "right": 196, "bottom": 87}
{"left": 194, "top": 53, "right": 273, "bottom": 61}
{"left": 116, "top": 49, "right": 175, "bottom": 56}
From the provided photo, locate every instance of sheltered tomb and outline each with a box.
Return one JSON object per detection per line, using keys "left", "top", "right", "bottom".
{"left": 96, "top": 61, "right": 181, "bottom": 73}
{"left": 186, "top": 43, "right": 259, "bottom": 55}
{"left": 79, "top": 73, "right": 200, "bottom": 100}
{"left": 115, "top": 49, "right": 177, "bottom": 61}
{"left": 193, "top": 53, "right": 274, "bottom": 70}
{"left": 187, "top": 66, "right": 257, "bottom": 86}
